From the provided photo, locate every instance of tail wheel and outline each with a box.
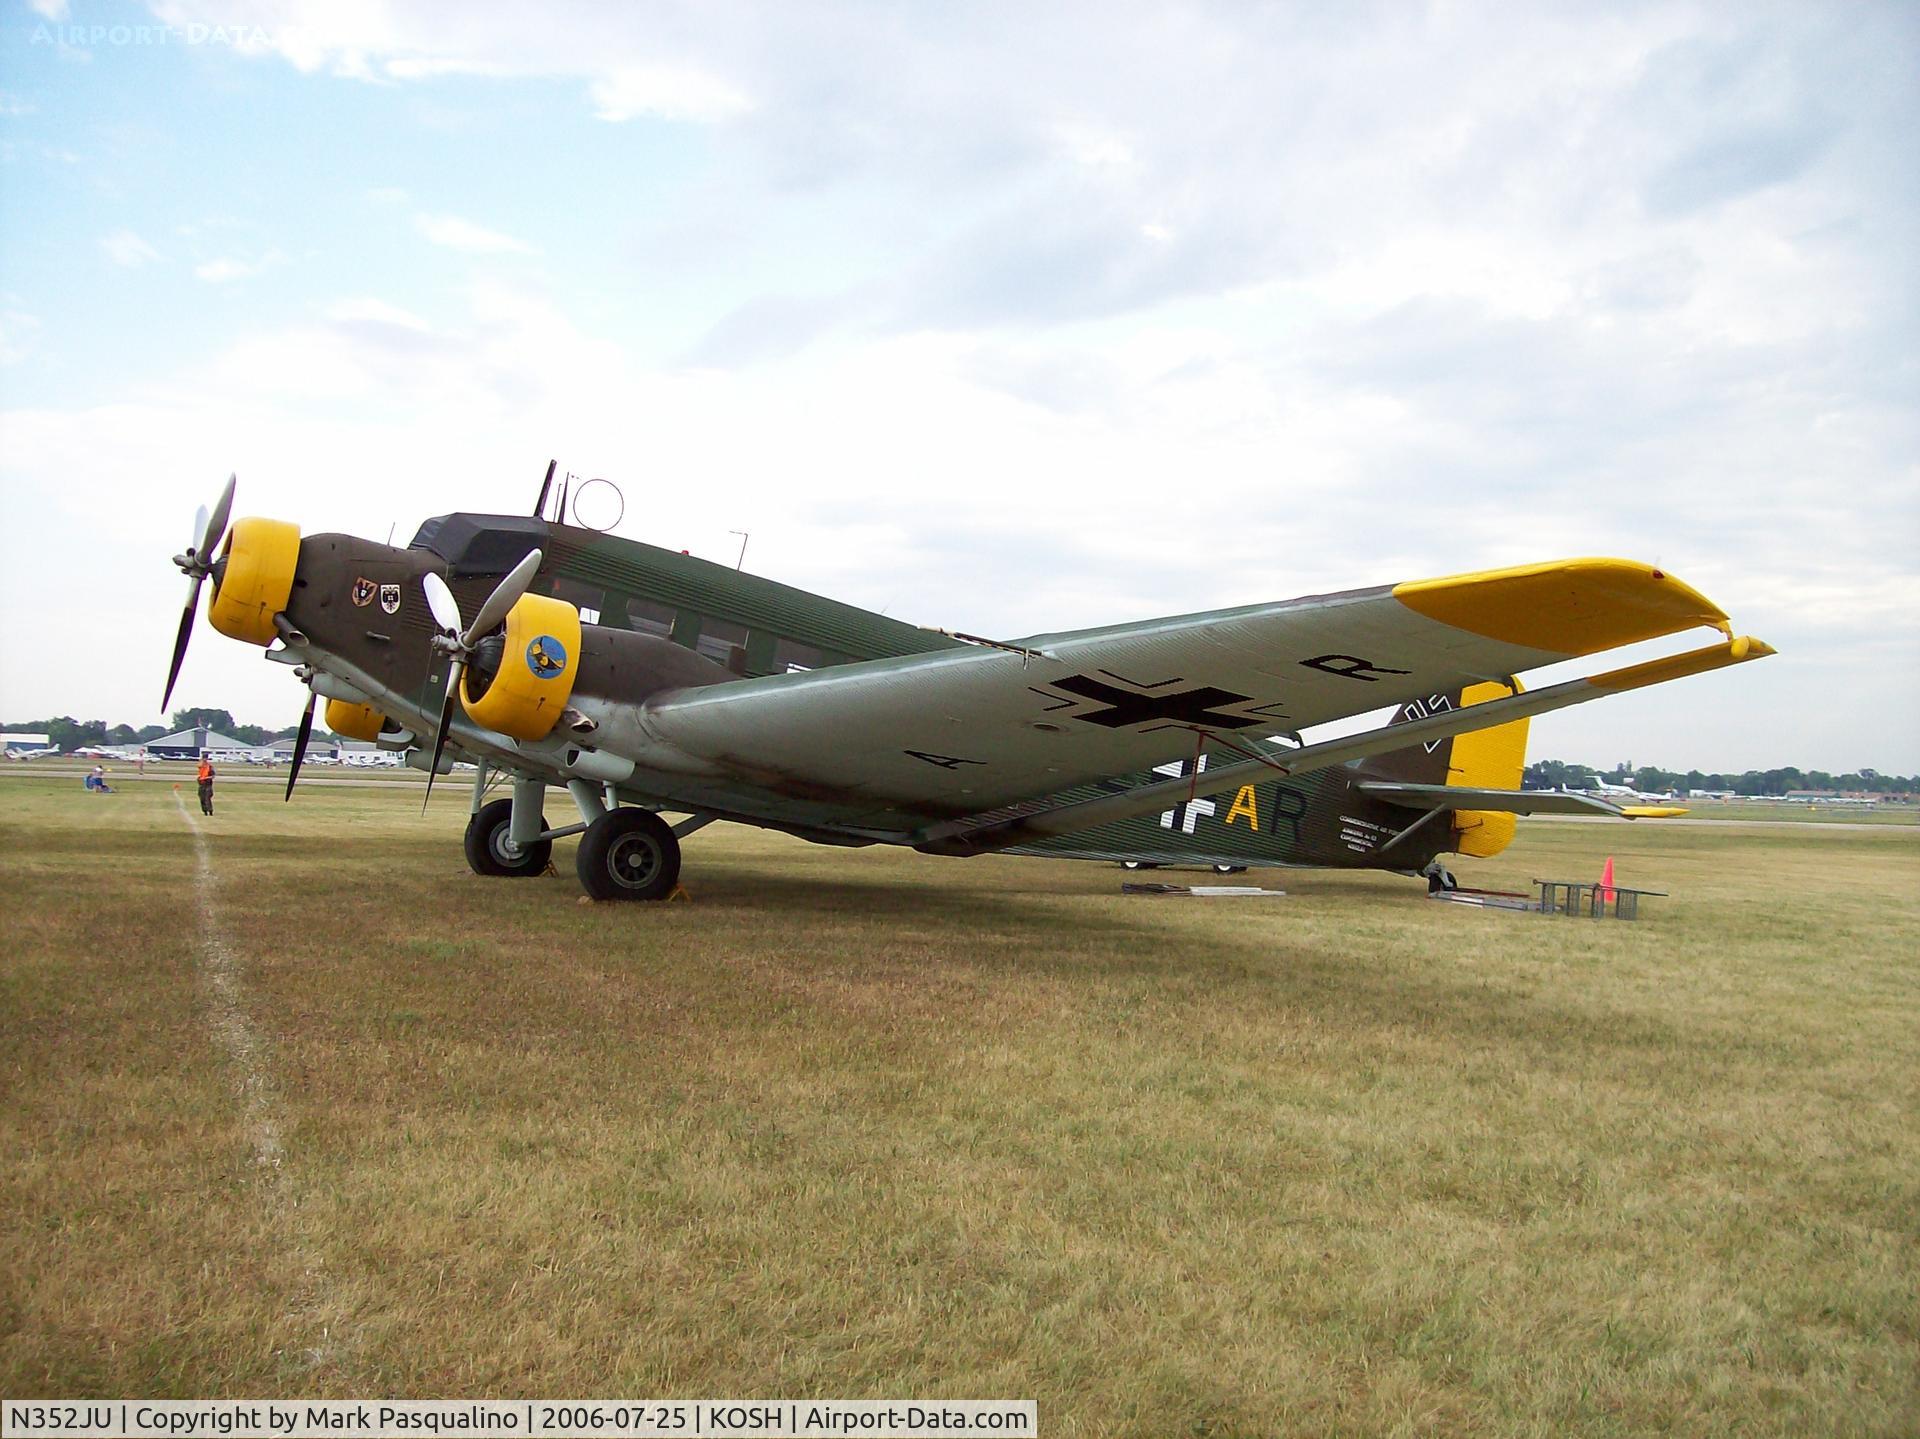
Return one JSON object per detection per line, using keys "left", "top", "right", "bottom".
{"left": 577, "top": 807, "right": 681, "bottom": 901}
{"left": 1121, "top": 860, "right": 1157, "bottom": 871}
{"left": 464, "top": 797, "right": 552, "bottom": 877}
{"left": 1213, "top": 864, "right": 1247, "bottom": 875}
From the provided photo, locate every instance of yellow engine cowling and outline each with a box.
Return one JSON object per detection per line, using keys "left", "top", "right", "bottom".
{"left": 325, "top": 699, "right": 385, "bottom": 742}
{"left": 1449, "top": 678, "right": 1527, "bottom": 859}
{"left": 208, "top": 516, "right": 301, "bottom": 645}
{"left": 460, "top": 592, "right": 581, "bottom": 742}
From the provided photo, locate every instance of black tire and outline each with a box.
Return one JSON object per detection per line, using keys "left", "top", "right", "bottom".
{"left": 1121, "top": 860, "right": 1158, "bottom": 871}
{"left": 577, "top": 807, "right": 681, "bottom": 901}
{"left": 464, "top": 797, "right": 552, "bottom": 877}
{"left": 1213, "top": 864, "right": 1247, "bottom": 875}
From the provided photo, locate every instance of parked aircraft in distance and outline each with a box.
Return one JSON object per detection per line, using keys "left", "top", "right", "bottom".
{"left": 161, "top": 468, "right": 1772, "bottom": 900}
{"left": 1563, "top": 774, "right": 1684, "bottom": 808}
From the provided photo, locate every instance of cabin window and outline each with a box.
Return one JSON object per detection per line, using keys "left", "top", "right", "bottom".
{"left": 695, "top": 618, "right": 750, "bottom": 673}
{"left": 549, "top": 577, "right": 603, "bottom": 626}
{"left": 625, "top": 598, "right": 676, "bottom": 637}
{"left": 773, "top": 639, "right": 829, "bottom": 674}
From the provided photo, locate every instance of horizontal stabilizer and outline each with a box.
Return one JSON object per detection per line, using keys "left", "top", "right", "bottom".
{"left": 1355, "top": 782, "right": 1688, "bottom": 820}
{"left": 1356, "top": 781, "right": 1631, "bottom": 817}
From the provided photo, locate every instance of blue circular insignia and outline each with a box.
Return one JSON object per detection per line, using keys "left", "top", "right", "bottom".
{"left": 526, "top": 634, "right": 568, "bottom": 680}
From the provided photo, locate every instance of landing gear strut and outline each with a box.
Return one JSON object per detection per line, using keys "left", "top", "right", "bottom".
{"left": 464, "top": 797, "right": 552, "bottom": 877}
{"left": 577, "top": 807, "right": 682, "bottom": 901}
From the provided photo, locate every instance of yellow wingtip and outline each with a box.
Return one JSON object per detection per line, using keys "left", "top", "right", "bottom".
{"left": 1393, "top": 558, "right": 1730, "bottom": 657}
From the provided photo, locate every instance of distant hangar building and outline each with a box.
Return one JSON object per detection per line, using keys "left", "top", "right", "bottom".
{"left": 146, "top": 725, "right": 257, "bottom": 759}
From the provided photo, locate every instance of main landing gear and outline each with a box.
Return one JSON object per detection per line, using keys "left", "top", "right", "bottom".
{"left": 464, "top": 797, "right": 552, "bottom": 877}
{"left": 576, "top": 807, "right": 681, "bottom": 902}
{"left": 460, "top": 769, "right": 685, "bottom": 901}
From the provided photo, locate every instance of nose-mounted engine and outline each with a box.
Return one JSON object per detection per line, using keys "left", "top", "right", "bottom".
{"left": 206, "top": 516, "right": 301, "bottom": 646}
{"left": 164, "top": 475, "right": 308, "bottom": 711}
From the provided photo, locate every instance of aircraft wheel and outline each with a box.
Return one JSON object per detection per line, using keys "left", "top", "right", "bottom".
{"left": 1121, "top": 860, "right": 1158, "bottom": 871}
{"left": 577, "top": 807, "right": 681, "bottom": 901}
{"left": 464, "top": 798, "right": 552, "bottom": 877}
{"left": 1213, "top": 864, "right": 1247, "bottom": 875}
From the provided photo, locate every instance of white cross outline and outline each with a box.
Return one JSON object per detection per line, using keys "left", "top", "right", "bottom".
{"left": 1155, "top": 754, "right": 1216, "bottom": 832}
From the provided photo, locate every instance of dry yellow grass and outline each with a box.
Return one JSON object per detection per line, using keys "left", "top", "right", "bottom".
{"left": 2, "top": 776, "right": 1915, "bottom": 1436}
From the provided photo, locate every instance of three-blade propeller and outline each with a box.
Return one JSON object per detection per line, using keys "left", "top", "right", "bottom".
{"left": 163, "top": 474, "right": 237, "bottom": 711}
{"left": 418, "top": 548, "right": 544, "bottom": 809}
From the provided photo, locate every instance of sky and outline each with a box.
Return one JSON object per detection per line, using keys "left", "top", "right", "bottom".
{"left": 1, "top": 0, "right": 1915, "bottom": 773}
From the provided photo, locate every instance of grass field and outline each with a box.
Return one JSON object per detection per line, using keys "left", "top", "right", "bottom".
{"left": 2, "top": 776, "right": 1915, "bottom": 1435}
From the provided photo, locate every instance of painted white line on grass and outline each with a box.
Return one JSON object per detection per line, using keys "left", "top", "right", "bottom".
{"left": 174, "top": 791, "right": 285, "bottom": 1173}
{"left": 174, "top": 792, "right": 348, "bottom": 1374}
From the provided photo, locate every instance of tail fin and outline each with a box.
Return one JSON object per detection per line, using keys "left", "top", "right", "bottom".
{"left": 1369, "top": 680, "right": 1529, "bottom": 857}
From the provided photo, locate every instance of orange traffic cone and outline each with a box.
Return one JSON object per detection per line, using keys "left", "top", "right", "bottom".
{"left": 1599, "top": 856, "right": 1616, "bottom": 907}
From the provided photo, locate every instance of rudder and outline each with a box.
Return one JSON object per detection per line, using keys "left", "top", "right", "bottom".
{"left": 1368, "top": 680, "right": 1529, "bottom": 857}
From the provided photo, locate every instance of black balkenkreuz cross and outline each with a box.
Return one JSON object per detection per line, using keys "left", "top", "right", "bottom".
{"left": 1050, "top": 673, "right": 1264, "bottom": 730}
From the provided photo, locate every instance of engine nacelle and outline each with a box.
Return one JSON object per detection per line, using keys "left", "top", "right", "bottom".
{"left": 460, "top": 592, "right": 581, "bottom": 742}
{"left": 325, "top": 699, "right": 385, "bottom": 742}
{"left": 208, "top": 516, "right": 300, "bottom": 645}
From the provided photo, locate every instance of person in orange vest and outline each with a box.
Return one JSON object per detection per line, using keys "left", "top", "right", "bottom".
{"left": 196, "top": 755, "right": 216, "bottom": 815}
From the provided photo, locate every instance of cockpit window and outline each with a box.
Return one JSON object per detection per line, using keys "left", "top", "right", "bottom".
{"left": 410, "top": 514, "right": 548, "bottom": 578}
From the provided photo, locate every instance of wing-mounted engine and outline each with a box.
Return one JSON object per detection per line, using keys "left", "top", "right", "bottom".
{"left": 207, "top": 516, "right": 301, "bottom": 645}
{"left": 324, "top": 699, "right": 385, "bottom": 742}
{"left": 458, "top": 592, "right": 581, "bottom": 742}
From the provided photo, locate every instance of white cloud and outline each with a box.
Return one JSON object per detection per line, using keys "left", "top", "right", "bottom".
{"left": 27, "top": 0, "right": 68, "bottom": 18}
{"left": 324, "top": 297, "right": 430, "bottom": 330}
{"left": 100, "top": 230, "right": 161, "bottom": 267}
{"left": 413, "top": 213, "right": 534, "bottom": 254}
{"left": 146, "top": 0, "right": 753, "bottom": 123}
{"left": 588, "top": 64, "right": 751, "bottom": 123}
{"left": 193, "top": 248, "right": 287, "bottom": 282}
{"left": 383, "top": 57, "right": 512, "bottom": 80}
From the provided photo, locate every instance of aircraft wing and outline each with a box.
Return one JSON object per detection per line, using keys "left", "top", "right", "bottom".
{"left": 1354, "top": 782, "right": 1659, "bottom": 818}
{"left": 595, "top": 558, "right": 1764, "bottom": 839}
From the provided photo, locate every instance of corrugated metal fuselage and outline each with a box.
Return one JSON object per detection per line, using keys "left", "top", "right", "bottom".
{"left": 277, "top": 513, "right": 1455, "bottom": 873}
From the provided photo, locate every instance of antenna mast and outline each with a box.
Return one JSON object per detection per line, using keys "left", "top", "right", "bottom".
{"left": 532, "top": 459, "right": 556, "bottom": 519}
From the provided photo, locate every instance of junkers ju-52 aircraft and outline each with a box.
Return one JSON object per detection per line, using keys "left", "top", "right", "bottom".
{"left": 165, "top": 467, "right": 1772, "bottom": 901}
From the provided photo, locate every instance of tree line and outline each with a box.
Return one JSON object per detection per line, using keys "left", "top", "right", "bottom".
{"left": 6, "top": 708, "right": 303, "bottom": 752}
{"left": 1522, "top": 758, "right": 1916, "bottom": 797}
